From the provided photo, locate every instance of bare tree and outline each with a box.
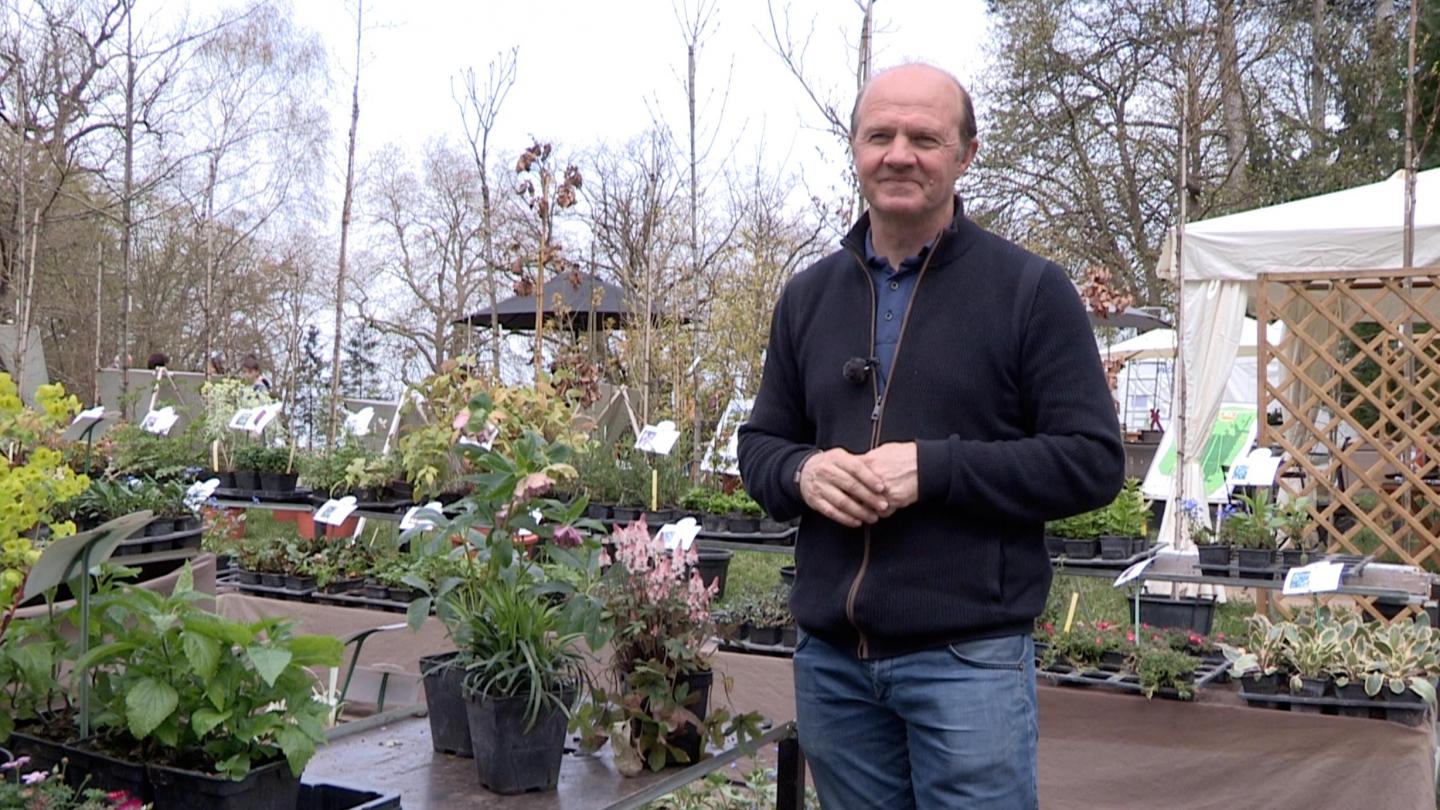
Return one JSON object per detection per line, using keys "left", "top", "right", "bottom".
{"left": 330, "top": 0, "right": 365, "bottom": 444}
{"left": 454, "top": 48, "right": 518, "bottom": 381}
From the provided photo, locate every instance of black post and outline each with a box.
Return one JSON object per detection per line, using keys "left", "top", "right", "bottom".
{"left": 777, "top": 731, "right": 806, "bottom": 810}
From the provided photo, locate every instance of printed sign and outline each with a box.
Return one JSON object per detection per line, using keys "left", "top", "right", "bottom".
{"left": 636, "top": 420, "right": 681, "bottom": 455}
{"left": 1282, "top": 561, "right": 1345, "bottom": 596}
{"left": 140, "top": 406, "right": 179, "bottom": 435}
{"left": 247, "top": 403, "right": 282, "bottom": 433}
{"left": 228, "top": 408, "right": 256, "bottom": 431}
{"left": 343, "top": 406, "right": 375, "bottom": 437}
{"left": 314, "top": 496, "right": 359, "bottom": 526}
{"left": 1113, "top": 557, "right": 1154, "bottom": 588}
{"left": 399, "top": 501, "right": 445, "bottom": 531}
{"left": 659, "top": 517, "right": 702, "bottom": 551}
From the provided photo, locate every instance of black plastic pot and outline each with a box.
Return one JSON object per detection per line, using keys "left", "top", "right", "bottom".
{"left": 259, "top": 572, "right": 285, "bottom": 588}
{"left": 584, "top": 503, "right": 612, "bottom": 521}
{"left": 1290, "top": 675, "right": 1329, "bottom": 714}
{"left": 1236, "top": 548, "right": 1275, "bottom": 579}
{"left": 6, "top": 729, "right": 68, "bottom": 775}
{"left": 1137, "top": 594, "right": 1216, "bottom": 635}
{"left": 726, "top": 515, "right": 761, "bottom": 534}
{"left": 1044, "top": 535, "right": 1066, "bottom": 557}
{"left": 283, "top": 574, "right": 317, "bottom": 591}
{"left": 648, "top": 507, "right": 680, "bottom": 525}
{"left": 63, "top": 742, "right": 150, "bottom": 802}
{"left": 659, "top": 669, "right": 712, "bottom": 765}
{"left": 1384, "top": 688, "right": 1430, "bottom": 726}
{"left": 148, "top": 757, "right": 299, "bottom": 810}
{"left": 465, "top": 690, "right": 571, "bottom": 794}
{"left": 237, "top": 569, "right": 261, "bottom": 585}
{"left": 1062, "top": 538, "right": 1098, "bottom": 559}
{"left": 363, "top": 581, "right": 390, "bottom": 600}
{"left": 1238, "top": 671, "right": 1285, "bottom": 710}
{"left": 1099, "top": 535, "right": 1136, "bottom": 560}
{"left": 214, "top": 471, "right": 237, "bottom": 489}
{"left": 385, "top": 480, "right": 415, "bottom": 502}
{"left": 611, "top": 506, "right": 643, "bottom": 523}
{"left": 758, "top": 518, "right": 788, "bottom": 534}
{"left": 259, "top": 472, "right": 299, "bottom": 494}
{"left": 1197, "top": 544, "right": 1233, "bottom": 576}
{"left": 144, "top": 517, "right": 173, "bottom": 537}
{"left": 1279, "top": 549, "right": 1313, "bottom": 571}
{"left": 695, "top": 549, "right": 733, "bottom": 600}
{"left": 781, "top": 625, "right": 799, "bottom": 648}
{"left": 1334, "top": 681, "right": 1379, "bottom": 718}
{"left": 232, "top": 470, "right": 261, "bottom": 491}
{"left": 420, "top": 652, "right": 473, "bottom": 757}
{"left": 749, "top": 625, "right": 783, "bottom": 646}
{"left": 297, "top": 783, "right": 402, "bottom": 810}
{"left": 699, "top": 513, "right": 725, "bottom": 533}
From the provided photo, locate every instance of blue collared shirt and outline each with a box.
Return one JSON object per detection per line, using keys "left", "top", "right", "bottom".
{"left": 863, "top": 229, "right": 930, "bottom": 393}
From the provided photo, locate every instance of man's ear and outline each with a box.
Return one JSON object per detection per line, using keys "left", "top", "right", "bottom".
{"left": 956, "top": 137, "right": 980, "bottom": 178}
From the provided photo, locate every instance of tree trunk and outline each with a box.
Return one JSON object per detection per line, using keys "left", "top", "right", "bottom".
{"left": 1216, "top": 0, "right": 1248, "bottom": 196}
{"left": 1308, "top": 0, "right": 1326, "bottom": 149}
{"left": 331, "top": 1, "right": 363, "bottom": 445}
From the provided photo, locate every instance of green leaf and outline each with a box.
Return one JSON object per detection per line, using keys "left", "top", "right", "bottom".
{"left": 288, "top": 635, "right": 343, "bottom": 667}
{"left": 206, "top": 678, "right": 228, "bottom": 711}
{"left": 406, "top": 596, "right": 433, "bottom": 631}
{"left": 74, "top": 640, "right": 137, "bottom": 673}
{"left": 245, "top": 645, "right": 294, "bottom": 688}
{"left": 182, "top": 631, "right": 221, "bottom": 680}
{"left": 276, "top": 724, "right": 316, "bottom": 775}
{"left": 11, "top": 642, "right": 52, "bottom": 684}
{"left": 191, "top": 707, "right": 230, "bottom": 737}
{"left": 215, "top": 752, "right": 251, "bottom": 780}
{"left": 0, "top": 712, "right": 13, "bottom": 742}
{"left": 125, "top": 677, "right": 179, "bottom": 738}
{"left": 1410, "top": 677, "right": 1437, "bottom": 706}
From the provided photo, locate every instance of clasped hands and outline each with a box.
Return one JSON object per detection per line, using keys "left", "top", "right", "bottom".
{"left": 797, "top": 443, "right": 918, "bottom": 528}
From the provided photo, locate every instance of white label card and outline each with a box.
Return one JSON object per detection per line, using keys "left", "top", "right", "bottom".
{"left": 636, "top": 420, "right": 681, "bottom": 455}
{"left": 457, "top": 424, "right": 498, "bottom": 451}
{"left": 343, "top": 406, "right": 375, "bottom": 437}
{"left": 314, "top": 496, "right": 359, "bottom": 526}
{"left": 185, "top": 478, "right": 220, "bottom": 512}
{"left": 229, "top": 408, "right": 256, "bottom": 430}
{"left": 659, "top": 517, "right": 702, "bottom": 551}
{"left": 140, "top": 406, "right": 179, "bottom": 435}
{"left": 399, "top": 501, "right": 445, "bottom": 531}
{"left": 1282, "top": 560, "right": 1345, "bottom": 596}
{"left": 71, "top": 406, "right": 104, "bottom": 426}
{"left": 1113, "top": 557, "right": 1154, "bottom": 588}
{"left": 247, "top": 403, "right": 282, "bottom": 433}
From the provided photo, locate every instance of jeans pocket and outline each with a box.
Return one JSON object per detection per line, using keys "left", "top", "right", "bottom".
{"left": 946, "top": 634, "right": 1028, "bottom": 671}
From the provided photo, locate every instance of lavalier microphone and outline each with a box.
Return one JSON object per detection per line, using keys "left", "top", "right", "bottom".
{"left": 843, "top": 357, "right": 879, "bottom": 385}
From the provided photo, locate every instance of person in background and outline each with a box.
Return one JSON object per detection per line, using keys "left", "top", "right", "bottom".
{"left": 207, "top": 356, "right": 226, "bottom": 376}
{"left": 145, "top": 352, "right": 168, "bottom": 370}
{"left": 240, "top": 353, "right": 271, "bottom": 393}
{"left": 737, "top": 62, "right": 1125, "bottom": 808}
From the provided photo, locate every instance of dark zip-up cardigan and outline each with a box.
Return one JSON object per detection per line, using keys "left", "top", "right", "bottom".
{"left": 737, "top": 202, "right": 1125, "bottom": 660}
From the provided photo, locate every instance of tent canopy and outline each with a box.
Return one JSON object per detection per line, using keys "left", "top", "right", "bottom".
{"left": 1104, "top": 318, "right": 1283, "bottom": 361}
{"left": 1158, "top": 169, "right": 1440, "bottom": 283}
{"left": 455, "top": 271, "right": 688, "bottom": 332}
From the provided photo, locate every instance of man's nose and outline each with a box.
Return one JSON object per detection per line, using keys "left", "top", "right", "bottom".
{"left": 882, "top": 137, "right": 916, "bottom": 166}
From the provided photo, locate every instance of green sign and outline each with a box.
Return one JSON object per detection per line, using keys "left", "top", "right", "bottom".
{"left": 1143, "top": 404, "right": 1258, "bottom": 502}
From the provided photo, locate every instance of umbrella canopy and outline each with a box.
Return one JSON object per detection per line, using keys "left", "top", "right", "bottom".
{"left": 1087, "top": 305, "right": 1171, "bottom": 331}
{"left": 454, "top": 271, "right": 688, "bottom": 332}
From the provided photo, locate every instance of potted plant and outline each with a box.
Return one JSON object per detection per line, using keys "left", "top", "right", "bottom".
{"left": 1133, "top": 643, "right": 1199, "bottom": 700}
{"left": 452, "top": 578, "right": 586, "bottom": 794}
{"left": 1277, "top": 496, "right": 1318, "bottom": 570}
{"left": 1183, "top": 499, "right": 1231, "bottom": 576}
{"left": 723, "top": 490, "right": 766, "bottom": 535}
{"left": 76, "top": 565, "right": 342, "bottom": 809}
{"left": 577, "top": 519, "right": 764, "bottom": 773}
{"left": 693, "top": 547, "right": 733, "bottom": 600}
{"left": 1048, "top": 510, "right": 1102, "bottom": 560}
{"left": 740, "top": 587, "right": 793, "bottom": 647}
{"left": 1227, "top": 490, "right": 1280, "bottom": 579}
{"left": 252, "top": 444, "right": 297, "bottom": 494}
{"left": 1098, "top": 478, "right": 1148, "bottom": 559}
{"left": 1280, "top": 610, "right": 1348, "bottom": 713}
{"left": 298, "top": 444, "right": 370, "bottom": 499}
{"left": 1363, "top": 615, "right": 1439, "bottom": 725}
{"left": 1136, "top": 591, "right": 1217, "bottom": 635}
{"left": 1222, "top": 614, "right": 1290, "bottom": 708}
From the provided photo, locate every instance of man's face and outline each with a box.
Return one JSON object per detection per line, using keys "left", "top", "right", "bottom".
{"left": 851, "top": 66, "right": 977, "bottom": 226}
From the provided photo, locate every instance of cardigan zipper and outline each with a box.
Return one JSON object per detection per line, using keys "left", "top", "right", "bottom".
{"left": 840, "top": 235, "right": 945, "bottom": 659}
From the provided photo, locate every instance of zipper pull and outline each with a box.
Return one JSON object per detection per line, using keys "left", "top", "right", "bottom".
{"left": 870, "top": 398, "right": 882, "bottom": 422}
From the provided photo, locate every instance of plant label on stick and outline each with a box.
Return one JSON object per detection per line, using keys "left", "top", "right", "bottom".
{"left": 140, "top": 406, "right": 179, "bottom": 435}
{"left": 185, "top": 479, "right": 220, "bottom": 512}
{"left": 228, "top": 408, "right": 256, "bottom": 431}
{"left": 247, "top": 403, "right": 282, "bottom": 433}
{"left": 659, "top": 517, "right": 701, "bottom": 551}
{"left": 71, "top": 405, "right": 104, "bottom": 426}
{"left": 635, "top": 420, "right": 680, "bottom": 455}
{"left": 457, "top": 424, "right": 498, "bottom": 451}
{"left": 1113, "top": 557, "right": 1154, "bottom": 588}
{"left": 1282, "top": 560, "right": 1344, "bottom": 596}
{"left": 399, "top": 501, "right": 444, "bottom": 531}
{"left": 314, "top": 496, "right": 358, "bottom": 526}
{"left": 343, "top": 406, "right": 374, "bottom": 436}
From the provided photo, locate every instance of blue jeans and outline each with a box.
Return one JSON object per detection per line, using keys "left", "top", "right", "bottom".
{"left": 793, "top": 630, "right": 1038, "bottom": 810}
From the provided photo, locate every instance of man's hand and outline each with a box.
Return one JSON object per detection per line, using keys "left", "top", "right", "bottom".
{"left": 798, "top": 447, "right": 890, "bottom": 528}
{"left": 861, "top": 442, "right": 919, "bottom": 517}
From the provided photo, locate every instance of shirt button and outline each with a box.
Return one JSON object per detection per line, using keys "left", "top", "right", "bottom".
{"left": 890, "top": 281, "right": 899, "bottom": 290}
{"left": 884, "top": 311, "right": 894, "bottom": 321}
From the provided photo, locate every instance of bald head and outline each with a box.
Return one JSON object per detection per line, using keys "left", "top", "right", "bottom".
{"left": 851, "top": 63, "right": 976, "bottom": 151}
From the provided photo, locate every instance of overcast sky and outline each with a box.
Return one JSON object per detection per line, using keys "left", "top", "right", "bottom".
{"left": 278, "top": 0, "right": 992, "bottom": 186}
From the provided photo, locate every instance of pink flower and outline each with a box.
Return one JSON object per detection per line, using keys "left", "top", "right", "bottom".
{"left": 513, "top": 472, "right": 553, "bottom": 500}
{"left": 452, "top": 409, "right": 471, "bottom": 431}
{"left": 553, "top": 525, "right": 582, "bottom": 548}
{"left": 0, "top": 756, "right": 29, "bottom": 771}
{"left": 22, "top": 770, "right": 49, "bottom": 785}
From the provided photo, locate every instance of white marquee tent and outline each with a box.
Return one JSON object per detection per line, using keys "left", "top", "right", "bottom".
{"left": 1154, "top": 168, "right": 1440, "bottom": 548}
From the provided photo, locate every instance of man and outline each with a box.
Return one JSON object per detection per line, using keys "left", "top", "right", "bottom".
{"left": 240, "top": 353, "right": 271, "bottom": 393}
{"left": 737, "top": 63, "right": 1124, "bottom": 809}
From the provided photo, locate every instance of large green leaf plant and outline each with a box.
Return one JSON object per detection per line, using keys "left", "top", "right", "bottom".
{"left": 78, "top": 564, "right": 342, "bottom": 779}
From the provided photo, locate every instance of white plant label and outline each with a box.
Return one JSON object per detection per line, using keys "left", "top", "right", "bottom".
{"left": 399, "top": 501, "right": 445, "bottom": 531}
{"left": 636, "top": 420, "right": 681, "bottom": 455}
{"left": 343, "top": 406, "right": 375, "bottom": 436}
{"left": 71, "top": 406, "right": 104, "bottom": 426}
{"left": 1282, "top": 560, "right": 1345, "bottom": 596}
{"left": 457, "top": 424, "right": 498, "bottom": 451}
{"left": 140, "top": 406, "right": 179, "bottom": 435}
{"left": 1113, "top": 557, "right": 1154, "bottom": 588}
{"left": 314, "top": 496, "right": 359, "bottom": 526}
{"left": 228, "top": 408, "right": 256, "bottom": 431}
{"left": 660, "top": 517, "right": 702, "bottom": 551}
{"left": 247, "top": 403, "right": 282, "bottom": 433}
{"left": 185, "top": 478, "right": 220, "bottom": 512}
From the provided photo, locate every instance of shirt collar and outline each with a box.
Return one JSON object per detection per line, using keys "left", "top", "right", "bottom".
{"left": 864, "top": 228, "right": 935, "bottom": 274}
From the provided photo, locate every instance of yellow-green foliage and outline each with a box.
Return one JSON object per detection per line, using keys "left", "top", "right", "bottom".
{"left": 0, "top": 375, "right": 89, "bottom": 607}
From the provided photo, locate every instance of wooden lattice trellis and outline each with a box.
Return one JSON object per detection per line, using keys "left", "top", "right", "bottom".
{"left": 1257, "top": 268, "right": 1440, "bottom": 621}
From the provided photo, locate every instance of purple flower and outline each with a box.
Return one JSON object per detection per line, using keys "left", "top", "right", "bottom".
{"left": 22, "top": 770, "right": 49, "bottom": 785}
{"left": 0, "top": 756, "right": 30, "bottom": 771}
{"left": 553, "top": 525, "right": 583, "bottom": 548}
